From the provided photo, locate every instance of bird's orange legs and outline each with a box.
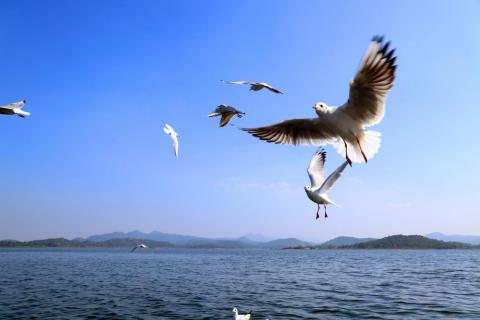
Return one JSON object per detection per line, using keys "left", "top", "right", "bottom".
{"left": 343, "top": 139, "right": 353, "bottom": 167}
{"left": 355, "top": 137, "right": 368, "bottom": 163}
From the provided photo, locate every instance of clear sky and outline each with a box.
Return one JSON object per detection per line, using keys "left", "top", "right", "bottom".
{"left": 0, "top": 0, "right": 479, "bottom": 242}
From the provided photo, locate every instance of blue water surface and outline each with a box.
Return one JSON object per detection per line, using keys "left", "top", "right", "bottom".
{"left": 0, "top": 248, "right": 479, "bottom": 319}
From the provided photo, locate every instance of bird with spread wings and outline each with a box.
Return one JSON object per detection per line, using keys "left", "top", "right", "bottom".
{"left": 242, "top": 36, "right": 396, "bottom": 166}
{"left": 221, "top": 80, "right": 283, "bottom": 94}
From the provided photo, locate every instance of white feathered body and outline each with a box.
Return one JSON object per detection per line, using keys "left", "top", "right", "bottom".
{"left": 318, "top": 106, "right": 381, "bottom": 164}
{"left": 234, "top": 313, "right": 251, "bottom": 320}
{"left": 305, "top": 189, "right": 336, "bottom": 206}
{"left": 232, "top": 308, "right": 251, "bottom": 320}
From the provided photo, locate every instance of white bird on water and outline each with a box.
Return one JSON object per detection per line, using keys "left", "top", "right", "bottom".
{"left": 305, "top": 148, "right": 348, "bottom": 219}
{"left": 0, "top": 100, "right": 30, "bottom": 118}
{"left": 163, "top": 122, "right": 179, "bottom": 159}
{"left": 131, "top": 243, "right": 148, "bottom": 252}
{"left": 221, "top": 80, "right": 283, "bottom": 94}
{"left": 232, "top": 307, "right": 251, "bottom": 320}
{"left": 208, "top": 104, "right": 245, "bottom": 127}
{"left": 242, "top": 36, "right": 397, "bottom": 165}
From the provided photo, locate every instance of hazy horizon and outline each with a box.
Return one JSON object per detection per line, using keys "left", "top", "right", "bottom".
{"left": 3, "top": 228, "right": 479, "bottom": 244}
{"left": 1, "top": 0, "right": 479, "bottom": 242}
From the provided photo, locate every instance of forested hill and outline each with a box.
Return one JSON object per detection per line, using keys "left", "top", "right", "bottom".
{"left": 343, "top": 235, "right": 475, "bottom": 249}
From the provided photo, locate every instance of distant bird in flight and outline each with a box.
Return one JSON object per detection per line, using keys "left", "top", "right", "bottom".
{"left": 163, "top": 122, "right": 179, "bottom": 159}
{"left": 131, "top": 243, "right": 148, "bottom": 252}
{"left": 221, "top": 80, "right": 283, "bottom": 94}
{"left": 0, "top": 100, "right": 30, "bottom": 118}
{"left": 232, "top": 307, "right": 251, "bottom": 320}
{"left": 242, "top": 36, "right": 396, "bottom": 165}
{"left": 304, "top": 148, "right": 348, "bottom": 219}
{"left": 208, "top": 104, "right": 245, "bottom": 127}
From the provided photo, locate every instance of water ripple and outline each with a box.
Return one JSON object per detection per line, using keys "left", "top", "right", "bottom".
{"left": 1, "top": 248, "right": 479, "bottom": 319}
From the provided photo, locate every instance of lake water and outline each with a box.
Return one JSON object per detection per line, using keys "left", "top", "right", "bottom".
{"left": 0, "top": 248, "right": 479, "bottom": 319}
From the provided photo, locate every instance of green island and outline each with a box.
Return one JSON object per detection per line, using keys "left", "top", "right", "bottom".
{"left": 285, "top": 235, "right": 480, "bottom": 250}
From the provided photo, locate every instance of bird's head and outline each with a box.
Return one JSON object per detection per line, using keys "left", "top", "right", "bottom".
{"left": 304, "top": 185, "right": 313, "bottom": 192}
{"left": 232, "top": 308, "right": 238, "bottom": 313}
{"left": 313, "top": 102, "right": 331, "bottom": 116}
{"left": 237, "top": 111, "right": 246, "bottom": 118}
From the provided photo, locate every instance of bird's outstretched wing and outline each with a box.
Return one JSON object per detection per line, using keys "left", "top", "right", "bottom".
{"left": 340, "top": 36, "right": 396, "bottom": 127}
{"left": 171, "top": 135, "right": 179, "bottom": 158}
{"left": 221, "top": 80, "right": 254, "bottom": 85}
{"left": 219, "top": 113, "right": 235, "bottom": 127}
{"left": 131, "top": 246, "right": 138, "bottom": 252}
{"left": 262, "top": 83, "right": 283, "bottom": 94}
{"left": 2, "top": 100, "right": 27, "bottom": 110}
{"left": 163, "top": 123, "right": 179, "bottom": 158}
{"left": 213, "top": 104, "right": 237, "bottom": 114}
{"left": 242, "top": 118, "right": 336, "bottom": 145}
{"left": 307, "top": 148, "right": 326, "bottom": 190}
{"left": 318, "top": 161, "right": 348, "bottom": 194}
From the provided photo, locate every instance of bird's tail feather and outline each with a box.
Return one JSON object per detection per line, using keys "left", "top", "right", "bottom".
{"left": 320, "top": 194, "right": 338, "bottom": 206}
{"left": 334, "top": 130, "right": 381, "bottom": 163}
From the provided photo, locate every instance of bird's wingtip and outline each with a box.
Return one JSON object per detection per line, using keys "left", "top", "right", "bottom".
{"left": 371, "top": 35, "right": 385, "bottom": 43}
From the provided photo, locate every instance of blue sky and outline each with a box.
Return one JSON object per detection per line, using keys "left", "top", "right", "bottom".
{"left": 0, "top": 0, "right": 479, "bottom": 241}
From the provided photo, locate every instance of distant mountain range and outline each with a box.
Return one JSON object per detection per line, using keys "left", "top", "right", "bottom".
{"left": 425, "top": 232, "right": 480, "bottom": 245}
{"left": 0, "top": 231, "right": 312, "bottom": 249}
{"left": 2, "top": 231, "right": 479, "bottom": 250}
{"left": 84, "top": 231, "right": 311, "bottom": 248}
{"left": 347, "top": 235, "right": 475, "bottom": 249}
{"left": 0, "top": 238, "right": 174, "bottom": 249}
{"left": 86, "top": 231, "right": 206, "bottom": 245}
{"left": 319, "top": 236, "right": 377, "bottom": 248}
{"left": 287, "top": 235, "right": 480, "bottom": 250}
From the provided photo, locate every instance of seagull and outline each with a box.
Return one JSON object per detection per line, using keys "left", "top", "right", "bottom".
{"left": 232, "top": 308, "right": 251, "bottom": 320}
{"left": 163, "top": 122, "right": 179, "bottom": 158}
{"left": 242, "top": 36, "right": 396, "bottom": 165}
{"left": 0, "top": 100, "right": 30, "bottom": 118}
{"left": 305, "top": 148, "right": 348, "bottom": 219}
{"left": 208, "top": 104, "right": 245, "bottom": 127}
{"left": 131, "top": 243, "right": 148, "bottom": 252}
{"left": 221, "top": 80, "right": 283, "bottom": 94}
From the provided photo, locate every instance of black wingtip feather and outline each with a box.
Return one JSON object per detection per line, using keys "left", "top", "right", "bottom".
{"left": 372, "top": 35, "right": 384, "bottom": 43}
{"left": 380, "top": 41, "right": 390, "bottom": 54}
{"left": 385, "top": 48, "right": 395, "bottom": 60}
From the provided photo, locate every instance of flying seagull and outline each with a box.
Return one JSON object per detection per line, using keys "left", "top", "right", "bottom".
{"left": 208, "top": 104, "right": 245, "bottom": 127}
{"left": 305, "top": 148, "right": 348, "bottom": 219}
{"left": 163, "top": 122, "right": 179, "bottom": 159}
{"left": 242, "top": 36, "right": 396, "bottom": 165}
{"left": 131, "top": 243, "right": 148, "bottom": 252}
{"left": 0, "top": 100, "right": 30, "bottom": 118}
{"left": 221, "top": 80, "right": 283, "bottom": 94}
{"left": 232, "top": 308, "right": 251, "bottom": 320}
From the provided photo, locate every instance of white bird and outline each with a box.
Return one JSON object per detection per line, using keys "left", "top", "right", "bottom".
{"left": 305, "top": 148, "right": 348, "bottom": 219}
{"left": 232, "top": 308, "right": 251, "bottom": 320}
{"left": 242, "top": 36, "right": 396, "bottom": 165}
{"left": 0, "top": 100, "right": 30, "bottom": 118}
{"left": 221, "top": 80, "right": 283, "bottom": 94}
{"left": 131, "top": 243, "right": 148, "bottom": 252}
{"left": 208, "top": 104, "right": 245, "bottom": 127}
{"left": 163, "top": 122, "right": 179, "bottom": 159}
